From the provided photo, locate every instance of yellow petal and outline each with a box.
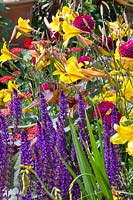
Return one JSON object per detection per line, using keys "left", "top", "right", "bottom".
{"left": 110, "top": 133, "right": 127, "bottom": 144}
{"left": 3, "top": 93, "right": 11, "bottom": 103}
{"left": 126, "top": 141, "right": 133, "bottom": 156}
{"left": 8, "top": 81, "right": 18, "bottom": 90}
{"left": 0, "top": 43, "right": 17, "bottom": 62}
{"left": 63, "top": 21, "right": 82, "bottom": 46}
{"left": 53, "top": 70, "right": 63, "bottom": 76}
{"left": 80, "top": 67, "right": 105, "bottom": 78}
{"left": 16, "top": 32, "right": 22, "bottom": 39}
{"left": 60, "top": 73, "right": 83, "bottom": 84}
{"left": 50, "top": 16, "right": 61, "bottom": 32}
{"left": 0, "top": 89, "right": 5, "bottom": 98}
{"left": 17, "top": 17, "right": 33, "bottom": 33}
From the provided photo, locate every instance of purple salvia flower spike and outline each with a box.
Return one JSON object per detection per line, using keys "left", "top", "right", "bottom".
{"left": 103, "top": 106, "right": 129, "bottom": 199}
{"left": 0, "top": 134, "right": 7, "bottom": 199}
{"left": 0, "top": 114, "right": 9, "bottom": 143}
{"left": 20, "top": 129, "right": 32, "bottom": 199}
{"left": 78, "top": 92, "right": 89, "bottom": 145}
{"left": 12, "top": 88, "right": 22, "bottom": 134}
{"left": 34, "top": 121, "right": 52, "bottom": 199}
{"left": 20, "top": 129, "right": 32, "bottom": 166}
{"left": 58, "top": 90, "right": 67, "bottom": 125}
{"left": 55, "top": 117, "right": 71, "bottom": 199}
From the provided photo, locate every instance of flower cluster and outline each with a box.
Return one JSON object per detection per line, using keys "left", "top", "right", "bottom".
{"left": 0, "top": 1, "right": 133, "bottom": 199}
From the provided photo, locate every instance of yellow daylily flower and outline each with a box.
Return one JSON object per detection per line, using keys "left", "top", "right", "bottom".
{"left": 126, "top": 141, "right": 133, "bottom": 156}
{"left": 61, "top": 6, "right": 77, "bottom": 23}
{"left": 50, "top": 13, "right": 61, "bottom": 32}
{"left": 63, "top": 21, "right": 83, "bottom": 46}
{"left": 100, "top": 90, "right": 116, "bottom": 103}
{"left": 16, "top": 17, "right": 33, "bottom": 39}
{"left": 120, "top": 57, "right": 133, "bottom": 70}
{"left": 53, "top": 56, "right": 85, "bottom": 84}
{"left": 121, "top": 78, "right": 133, "bottom": 103}
{"left": 29, "top": 43, "right": 50, "bottom": 70}
{"left": 106, "top": 19, "right": 132, "bottom": 40}
{"left": 110, "top": 116, "right": 133, "bottom": 156}
{"left": 50, "top": 6, "right": 77, "bottom": 33}
{"left": 0, "top": 81, "right": 19, "bottom": 103}
{"left": 0, "top": 43, "right": 18, "bottom": 62}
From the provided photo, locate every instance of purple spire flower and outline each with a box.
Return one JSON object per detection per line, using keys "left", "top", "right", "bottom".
{"left": 0, "top": 134, "right": 7, "bottom": 199}
{"left": 40, "top": 91, "right": 56, "bottom": 146}
{"left": 20, "top": 129, "right": 32, "bottom": 166}
{"left": 55, "top": 118, "right": 71, "bottom": 199}
{"left": 103, "top": 106, "right": 128, "bottom": 199}
{"left": 12, "top": 88, "right": 22, "bottom": 134}
{"left": 71, "top": 144, "right": 80, "bottom": 200}
{"left": 34, "top": 120, "right": 55, "bottom": 199}
{"left": 0, "top": 114, "right": 9, "bottom": 143}
{"left": 58, "top": 90, "right": 67, "bottom": 125}
{"left": 0, "top": 114, "right": 12, "bottom": 199}
{"left": 77, "top": 92, "right": 89, "bottom": 144}
{"left": 20, "top": 129, "right": 32, "bottom": 199}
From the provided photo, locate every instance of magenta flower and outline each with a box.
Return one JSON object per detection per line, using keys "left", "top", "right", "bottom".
{"left": 73, "top": 14, "right": 94, "bottom": 33}
{"left": 94, "top": 101, "right": 121, "bottom": 126}
{"left": 42, "top": 82, "right": 50, "bottom": 90}
{"left": 78, "top": 55, "right": 91, "bottom": 63}
{"left": 98, "top": 36, "right": 113, "bottom": 51}
{"left": 50, "top": 31, "right": 62, "bottom": 41}
{"left": 119, "top": 39, "right": 133, "bottom": 58}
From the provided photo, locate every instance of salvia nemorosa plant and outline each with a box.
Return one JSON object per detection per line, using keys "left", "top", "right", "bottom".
{"left": 103, "top": 106, "right": 129, "bottom": 199}
{"left": 0, "top": 89, "right": 129, "bottom": 199}
{"left": 0, "top": 114, "right": 12, "bottom": 199}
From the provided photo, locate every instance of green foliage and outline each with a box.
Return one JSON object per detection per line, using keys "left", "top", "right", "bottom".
{"left": 0, "top": 2, "right": 14, "bottom": 40}
{"left": 69, "top": 115, "right": 114, "bottom": 200}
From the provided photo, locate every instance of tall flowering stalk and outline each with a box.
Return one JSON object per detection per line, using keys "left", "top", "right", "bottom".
{"left": 0, "top": 132, "right": 7, "bottom": 198}
{"left": 20, "top": 129, "right": 32, "bottom": 200}
{"left": 54, "top": 90, "right": 71, "bottom": 199}
{"left": 0, "top": 114, "right": 12, "bottom": 199}
{"left": 78, "top": 92, "right": 89, "bottom": 145}
{"left": 34, "top": 120, "right": 51, "bottom": 199}
{"left": 103, "top": 106, "right": 128, "bottom": 198}
{"left": 39, "top": 90, "right": 72, "bottom": 198}
{"left": 12, "top": 88, "right": 22, "bottom": 135}
{"left": 40, "top": 91, "right": 56, "bottom": 147}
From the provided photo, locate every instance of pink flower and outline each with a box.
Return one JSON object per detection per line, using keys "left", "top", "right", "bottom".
{"left": 119, "top": 40, "right": 133, "bottom": 58}
{"left": 78, "top": 55, "right": 91, "bottom": 63}
{"left": 73, "top": 14, "right": 94, "bottom": 33}
{"left": 70, "top": 47, "right": 83, "bottom": 53}
{"left": 0, "top": 109, "right": 10, "bottom": 117}
{"left": 27, "top": 125, "right": 37, "bottom": 140}
{"left": 12, "top": 70, "right": 21, "bottom": 75}
{"left": 11, "top": 47, "right": 24, "bottom": 55}
{"left": 0, "top": 75, "right": 14, "bottom": 83}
